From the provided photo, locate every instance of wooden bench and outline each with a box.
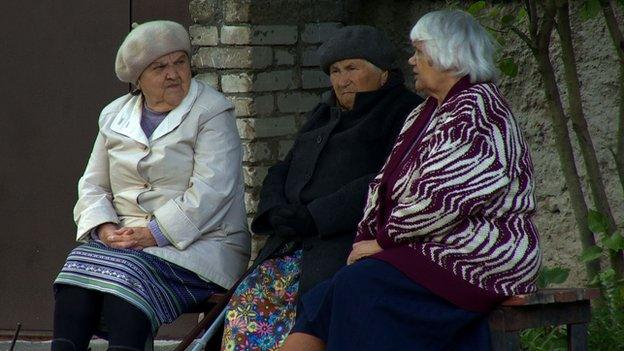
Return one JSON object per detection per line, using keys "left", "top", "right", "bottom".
{"left": 175, "top": 289, "right": 600, "bottom": 351}
{"left": 489, "top": 288, "right": 600, "bottom": 351}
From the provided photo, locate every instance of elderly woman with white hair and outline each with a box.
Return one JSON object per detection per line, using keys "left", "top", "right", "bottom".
{"left": 51, "top": 21, "right": 249, "bottom": 351}
{"left": 281, "top": 10, "right": 541, "bottom": 351}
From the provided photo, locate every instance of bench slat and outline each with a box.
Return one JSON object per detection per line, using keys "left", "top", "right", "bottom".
{"left": 500, "top": 288, "right": 600, "bottom": 306}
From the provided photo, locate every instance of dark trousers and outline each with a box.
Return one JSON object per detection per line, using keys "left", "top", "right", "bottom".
{"left": 292, "top": 259, "right": 491, "bottom": 351}
{"left": 53, "top": 284, "right": 151, "bottom": 351}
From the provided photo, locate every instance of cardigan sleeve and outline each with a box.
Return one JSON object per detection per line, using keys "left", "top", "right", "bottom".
{"left": 379, "top": 103, "right": 512, "bottom": 248}
{"left": 153, "top": 108, "right": 244, "bottom": 250}
{"left": 353, "top": 177, "right": 382, "bottom": 243}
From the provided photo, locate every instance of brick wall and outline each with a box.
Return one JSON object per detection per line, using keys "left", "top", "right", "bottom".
{"left": 188, "top": 0, "right": 345, "bottom": 257}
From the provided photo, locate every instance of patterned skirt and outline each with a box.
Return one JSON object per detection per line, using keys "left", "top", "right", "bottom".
{"left": 54, "top": 241, "right": 222, "bottom": 333}
{"left": 221, "top": 249, "right": 302, "bottom": 351}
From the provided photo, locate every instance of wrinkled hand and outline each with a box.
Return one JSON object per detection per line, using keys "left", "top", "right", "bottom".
{"left": 347, "top": 240, "right": 383, "bottom": 265}
{"left": 98, "top": 224, "right": 156, "bottom": 250}
{"left": 269, "top": 205, "right": 317, "bottom": 238}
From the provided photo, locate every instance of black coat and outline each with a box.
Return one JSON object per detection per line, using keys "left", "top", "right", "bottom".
{"left": 251, "top": 74, "right": 423, "bottom": 294}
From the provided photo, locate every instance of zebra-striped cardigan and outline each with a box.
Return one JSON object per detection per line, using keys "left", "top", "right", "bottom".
{"left": 355, "top": 79, "right": 541, "bottom": 312}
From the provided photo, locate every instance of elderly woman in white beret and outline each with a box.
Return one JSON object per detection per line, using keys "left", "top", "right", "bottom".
{"left": 51, "top": 21, "right": 250, "bottom": 351}
{"left": 282, "top": 10, "right": 540, "bottom": 351}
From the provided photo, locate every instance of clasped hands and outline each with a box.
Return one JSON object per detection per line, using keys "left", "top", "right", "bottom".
{"left": 97, "top": 223, "right": 157, "bottom": 250}
{"left": 268, "top": 204, "right": 318, "bottom": 239}
{"left": 346, "top": 239, "right": 383, "bottom": 265}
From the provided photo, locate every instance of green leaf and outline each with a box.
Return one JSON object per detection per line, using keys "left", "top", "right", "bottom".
{"left": 537, "top": 266, "right": 570, "bottom": 288}
{"left": 603, "top": 233, "right": 624, "bottom": 251}
{"left": 580, "top": 0, "right": 601, "bottom": 21}
{"left": 518, "top": 8, "right": 528, "bottom": 20}
{"left": 588, "top": 209, "right": 609, "bottom": 234}
{"left": 499, "top": 58, "right": 518, "bottom": 77}
{"left": 467, "top": 1, "right": 487, "bottom": 16}
{"left": 581, "top": 246, "right": 603, "bottom": 263}
{"left": 501, "top": 14, "right": 515, "bottom": 26}
{"left": 589, "top": 274, "right": 601, "bottom": 286}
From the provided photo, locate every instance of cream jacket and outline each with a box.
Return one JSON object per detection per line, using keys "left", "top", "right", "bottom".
{"left": 73, "top": 79, "right": 250, "bottom": 289}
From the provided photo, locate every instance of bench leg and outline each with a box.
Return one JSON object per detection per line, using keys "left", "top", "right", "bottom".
{"left": 490, "top": 329, "right": 520, "bottom": 351}
{"left": 567, "top": 323, "right": 588, "bottom": 351}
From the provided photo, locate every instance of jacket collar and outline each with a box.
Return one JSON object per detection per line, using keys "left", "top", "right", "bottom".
{"left": 110, "top": 79, "right": 200, "bottom": 145}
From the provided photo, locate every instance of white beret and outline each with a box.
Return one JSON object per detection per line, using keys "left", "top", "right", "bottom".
{"left": 115, "top": 20, "right": 191, "bottom": 84}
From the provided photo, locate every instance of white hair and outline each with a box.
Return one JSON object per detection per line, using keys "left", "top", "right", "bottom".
{"left": 410, "top": 10, "right": 499, "bottom": 83}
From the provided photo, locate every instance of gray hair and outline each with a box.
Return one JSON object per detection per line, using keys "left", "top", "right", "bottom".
{"left": 410, "top": 10, "right": 498, "bottom": 83}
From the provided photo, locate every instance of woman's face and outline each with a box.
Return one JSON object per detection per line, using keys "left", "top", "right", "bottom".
{"left": 408, "top": 41, "right": 443, "bottom": 96}
{"left": 329, "top": 59, "right": 388, "bottom": 110}
{"left": 138, "top": 51, "right": 191, "bottom": 112}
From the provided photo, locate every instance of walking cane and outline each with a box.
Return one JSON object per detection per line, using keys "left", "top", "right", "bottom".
{"left": 174, "top": 236, "right": 287, "bottom": 351}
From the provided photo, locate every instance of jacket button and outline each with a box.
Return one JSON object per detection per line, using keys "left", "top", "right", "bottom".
{"left": 142, "top": 145, "right": 148, "bottom": 151}
{"left": 143, "top": 183, "right": 150, "bottom": 189}
{"left": 316, "top": 135, "right": 323, "bottom": 144}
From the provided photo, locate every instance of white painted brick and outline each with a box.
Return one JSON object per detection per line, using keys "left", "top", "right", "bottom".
{"left": 228, "top": 96, "right": 253, "bottom": 116}
{"left": 221, "top": 73, "right": 253, "bottom": 93}
{"left": 243, "top": 165, "right": 269, "bottom": 187}
{"left": 194, "top": 72, "right": 219, "bottom": 89}
{"left": 190, "top": 25, "right": 219, "bottom": 46}
{"left": 251, "top": 25, "right": 298, "bottom": 45}
{"left": 302, "top": 69, "right": 330, "bottom": 89}
{"left": 277, "top": 92, "right": 321, "bottom": 113}
{"left": 224, "top": 0, "right": 251, "bottom": 23}
{"left": 242, "top": 140, "right": 273, "bottom": 163}
{"left": 301, "top": 22, "right": 342, "bottom": 44}
{"left": 227, "top": 95, "right": 274, "bottom": 117}
{"left": 244, "top": 191, "right": 259, "bottom": 215}
{"left": 221, "top": 26, "right": 251, "bottom": 45}
{"left": 193, "top": 46, "right": 272, "bottom": 69}
{"left": 189, "top": 0, "right": 218, "bottom": 24}
{"left": 236, "top": 117, "right": 298, "bottom": 139}
{"left": 275, "top": 49, "right": 295, "bottom": 66}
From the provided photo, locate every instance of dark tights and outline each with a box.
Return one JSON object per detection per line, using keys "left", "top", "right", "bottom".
{"left": 53, "top": 284, "right": 151, "bottom": 351}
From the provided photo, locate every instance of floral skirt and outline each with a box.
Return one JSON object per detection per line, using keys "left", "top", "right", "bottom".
{"left": 221, "top": 249, "right": 302, "bottom": 351}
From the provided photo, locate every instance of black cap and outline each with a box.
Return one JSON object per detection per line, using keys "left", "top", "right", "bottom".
{"left": 317, "top": 25, "right": 397, "bottom": 74}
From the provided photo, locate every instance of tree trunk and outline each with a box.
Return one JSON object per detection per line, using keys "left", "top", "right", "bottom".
{"left": 556, "top": 2, "right": 624, "bottom": 277}
{"left": 528, "top": 1, "right": 601, "bottom": 279}
{"left": 599, "top": 0, "right": 624, "bottom": 194}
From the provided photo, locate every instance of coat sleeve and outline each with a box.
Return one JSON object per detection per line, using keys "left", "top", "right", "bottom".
{"left": 378, "top": 103, "right": 511, "bottom": 248}
{"left": 73, "top": 129, "right": 119, "bottom": 241}
{"left": 250, "top": 105, "right": 322, "bottom": 234}
{"left": 306, "top": 173, "right": 375, "bottom": 238}
{"left": 153, "top": 108, "right": 244, "bottom": 250}
{"left": 250, "top": 150, "right": 292, "bottom": 234}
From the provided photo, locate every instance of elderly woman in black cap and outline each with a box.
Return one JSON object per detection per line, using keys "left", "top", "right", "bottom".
{"left": 220, "top": 25, "right": 423, "bottom": 350}
{"left": 51, "top": 21, "right": 250, "bottom": 351}
{"left": 282, "top": 9, "right": 540, "bottom": 351}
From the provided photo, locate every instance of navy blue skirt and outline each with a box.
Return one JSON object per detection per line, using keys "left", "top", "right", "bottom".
{"left": 292, "top": 259, "right": 491, "bottom": 351}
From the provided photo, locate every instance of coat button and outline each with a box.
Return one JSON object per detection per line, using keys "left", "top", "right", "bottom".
{"left": 316, "top": 135, "right": 323, "bottom": 144}
{"left": 142, "top": 145, "right": 148, "bottom": 151}
{"left": 143, "top": 183, "right": 150, "bottom": 189}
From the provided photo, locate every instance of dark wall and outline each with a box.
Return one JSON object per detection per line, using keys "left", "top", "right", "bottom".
{"left": 0, "top": 0, "right": 129, "bottom": 335}
{"left": 0, "top": 0, "right": 194, "bottom": 337}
